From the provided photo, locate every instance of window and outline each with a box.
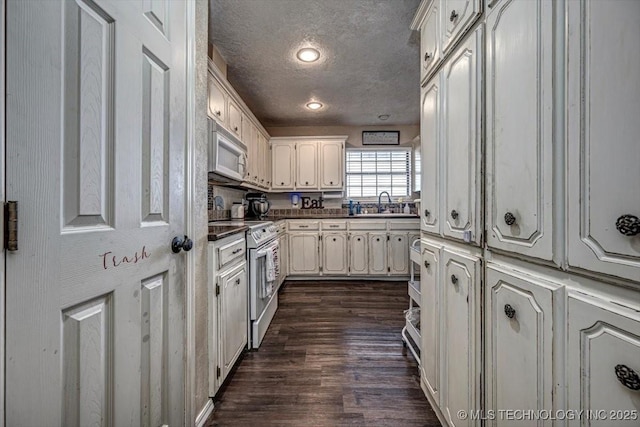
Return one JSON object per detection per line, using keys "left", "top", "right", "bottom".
{"left": 346, "top": 148, "right": 412, "bottom": 198}
{"left": 414, "top": 146, "right": 421, "bottom": 193}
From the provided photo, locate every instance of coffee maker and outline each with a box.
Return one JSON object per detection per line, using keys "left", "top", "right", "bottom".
{"left": 245, "top": 193, "right": 270, "bottom": 219}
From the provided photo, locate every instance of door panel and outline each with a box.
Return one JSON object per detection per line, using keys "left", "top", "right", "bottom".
{"left": 220, "top": 264, "right": 247, "bottom": 380}
{"left": 289, "top": 233, "right": 320, "bottom": 274}
{"left": 421, "top": 75, "right": 440, "bottom": 235}
{"left": 322, "top": 232, "right": 348, "bottom": 275}
{"left": 420, "top": 1, "right": 440, "bottom": 83}
{"left": 296, "top": 141, "right": 318, "bottom": 189}
{"left": 442, "top": 0, "right": 481, "bottom": 54}
{"left": 421, "top": 241, "right": 440, "bottom": 402}
{"left": 486, "top": 0, "right": 554, "bottom": 261}
{"left": 349, "top": 233, "right": 368, "bottom": 275}
{"left": 388, "top": 232, "right": 409, "bottom": 275}
{"left": 271, "top": 142, "right": 294, "bottom": 190}
{"left": 486, "top": 267, "right": 555, "bottom": 427}
{"left": 443, "top": 28, "right": 482, "bottom": 245}
{"left": 320, "top": 141, "right": 343, "bottom": 189}
{"left": 6, "top": 0, "right": 187, "bottom": 424}
{"left": 567, "top": 0, "right": 640, "bottom": 282}
{"left": 368, "top": 233, "right": 388, "bottom": 275}
{"left": 208, "top": 74, "right": 226, "bottom": 123}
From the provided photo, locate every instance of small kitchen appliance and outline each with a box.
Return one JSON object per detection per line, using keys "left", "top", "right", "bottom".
{"left": 245, "top": 193, "right": 270, "bottom": 219}
{"left": 231, "top": 202, "right": 245, "bottom": 219}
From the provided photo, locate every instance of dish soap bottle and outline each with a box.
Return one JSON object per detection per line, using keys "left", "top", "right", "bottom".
{"left": 403, "top": 203, "right": 410, "bottom": 214}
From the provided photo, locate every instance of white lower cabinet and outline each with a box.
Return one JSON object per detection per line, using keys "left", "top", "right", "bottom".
{"left": 369, "top": 233, "right": 388, "bottom": 275}
{"left": 349, "top": 232, "right": 369, "bottom": 275}
{"left": 288, "top": 232, "right": 320, "bottom": 275}
{"left": 218, "top": 263, "right": 248, "bottom": 381}
{"left": 421, "top": 239, "right": 440, "bottom": 404}
{"left": 388, "top": 232, "right": 409, "bottom": 275}
{"left": 567, "top": 292, "right": 640, "bottom": 427}
{"left": 485, "top": 265, "right": 558, "bottom": 427}
{"left": 441, "top": 248, "right": 481, "bottom": 427}
{"left": 322, "top": 232, "right": 348, "bottom": 275}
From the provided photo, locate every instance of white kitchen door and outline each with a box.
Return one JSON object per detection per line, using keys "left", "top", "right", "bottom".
{"left": 5, "top": 0, "right": 189, "bottom": 425}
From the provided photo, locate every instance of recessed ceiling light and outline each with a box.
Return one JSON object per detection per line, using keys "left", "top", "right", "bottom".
{"left": 297, "top": 47, "right": 320, "bottom": 62}
{"left": 306, "top": 101, "right": 323, "bottom": 110}
{"left": 378, "top": 114, "right": 390, "bottom": 121}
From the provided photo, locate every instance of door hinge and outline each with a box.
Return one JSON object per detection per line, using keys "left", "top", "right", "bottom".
{"left": 387, "top": 235, "right": 390, "bottom": 241}
{"left": 215, "top": 283, "right": 220, "bottom": 296}
{"left": 216, "top": 366, "right": 221, "bottom": 378}
{"left": 5, "top": 201, "right": 18, "bottom": 251}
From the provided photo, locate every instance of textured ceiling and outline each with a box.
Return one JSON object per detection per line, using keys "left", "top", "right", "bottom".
{"left": 208, "top": 0, "right": 421, "bottom": 127}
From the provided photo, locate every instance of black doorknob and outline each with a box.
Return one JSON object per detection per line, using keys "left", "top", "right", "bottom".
{"left": 424, "top": 209, "right": 430, "bottom": 218}
{"left": 616, "top": 215, "right": 640, "bottom": 236}
{"left": 504, "top": 212, "right": 516, "bottom": 226}
{"left": 451, "top": 210, "right": 459, "bottom": 220}
{"left": 451, "top": 274, "right": 458, "bottom": 284}
{"left": 171, "top": 235, "right": 193, "bottom": 253}
{"left": 504, "top": 304, "right": 516, "bottom": 319}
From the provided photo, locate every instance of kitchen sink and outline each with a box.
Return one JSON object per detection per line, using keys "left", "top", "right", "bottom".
{"left": 353, "top": 213, "right": 418, "bottom": 218}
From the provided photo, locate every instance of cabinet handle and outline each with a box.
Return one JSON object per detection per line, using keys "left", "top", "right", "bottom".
{"left": 615, "top": 214, "right": 640, "bottom": 236}
{"left": 232, "top": 248, "right": 242, "bottom": 254}
{"left": 299, "top": 225, "right": 309, "bottom": 228}
{"left": 451, "top": 274, "right": 458, "bottom": 284}
{"left": 330, "top": 225, "right": 339, "bottom": 228}
{"left": 215, "top": 110, "right": 221, "bottom": 117}
{"left": 424, "top": 261, "right": 430, "bottom": 268}
{"left": 488, "top": 0, "right": 499, "bottom": 8}
{"left": 450, "top": 210, "right": 459, "bottom": 220}
{"left": 450, "top": 10, "right": 458, "bottom": 22}
{"left": 504, "top": 304, "right": 516, "bottom": 319}
{"left": 236, "top": 278, "right": 241, "bottom": 285}
{"left": 424, "top": 52, "right": 432, "bottom": 62}
{"left": 614, "top": 365, "right": 640, "bottom": 391}
{"left": 424, "top": 209, "right": 430, "bottom": 218}
{"left": 504, "top": 212, "right": 517, "bottom": 226}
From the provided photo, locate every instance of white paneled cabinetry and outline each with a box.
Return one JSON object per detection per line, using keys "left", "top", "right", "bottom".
{"left": 412, "top": 0, "right": 640, "bottom": 426}
{"left": 270, "top": 136, "right": 346, "bottom": 192}
{"left": 208, "top": 60, "right": 270, "bottom": 190}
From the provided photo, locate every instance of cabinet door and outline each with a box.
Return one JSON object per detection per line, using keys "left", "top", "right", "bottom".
{"left": 227, "top": 98, "right": 242, "bottom": 139}
{"left": 208, "top": 74, "right": 227, "bottom": 124}
{"left": 320, "top": 141, "right": 344, "bottom": 189}
{"left": 241, "top": 118, "right": 254, "bottom": 182}
{"left": 441, "top": 249, "right": 480, "bottom": 427}
{"left": 421, "top": 241, "right": 440, "bottom": 403}
{"left": 442, "top": 28, "right": 482, "bottom": 245}
{"left": 567, "top": 0, "right": 640, "bottom": 282}
{"left": 567, "top": 293, "right": 640, "bottom": 426}
{"left": 280, "top": 233, "right": 288, "bottom": 278}
{"left": 322, "top": 232, "right": 348, "bottom": 275}
{"left": 349, "top": 233, "right": 368, "bottom": 275}
{"left": 368, "top": 233, "right": 388, "bottom": 275}
{"left": 219, "top": 263, "right": 247, "bottom": 382}
{"left": 421, "top": 74, "right": 441, "bottom": 235}
{"left": 420, "top": 0, "right": 440, "bottom": 83}
{"left": 388, "top": 232, "right": 409, "bottom": 275}
{"left": 265, "top": 136, "right": 272, "bottom": 188}
{"left": 441, "top": 0, "right": 481, "bottom": 54}
{"left": 486, "top": 0, "right": 554, "bottom": 261}
{"left": 257, "top": 133, "right": 267, "bottom": 188}
{"left": 296, "top": 141, "right": 318, "bottom": 189}
{"left": 485, "top": 266, "right": 555, "bottom": 427}
{"left": 271, "top": 142, "right": 295, "bottom": 190}
{"left": 288, "top": 233, "right": 320, "bottom": 275}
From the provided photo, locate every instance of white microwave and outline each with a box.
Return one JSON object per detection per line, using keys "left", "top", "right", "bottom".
{"left": 208, "top": 119, "right": 247, "bottom": 182}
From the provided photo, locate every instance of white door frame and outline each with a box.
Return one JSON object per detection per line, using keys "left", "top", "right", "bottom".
{"left": 185, "top": 0, "right": 197, "bottom": 424}
{"left": 0, "top": 0, "right": 6, "bottom": 425}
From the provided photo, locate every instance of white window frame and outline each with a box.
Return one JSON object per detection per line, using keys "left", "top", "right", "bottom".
{"left": 344, "top": 147, "right": 413, "bottom": 201}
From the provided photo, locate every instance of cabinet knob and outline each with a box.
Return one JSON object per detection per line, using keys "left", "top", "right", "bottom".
{"left": 615, "top": 214, "right": 640, "bottom": 236}
{"left": 376, "top": 238, "right": 380, "bottom": 242}
{"left": 504, "top": 304, "right": 516, "bottom": 319}
{"left": 357, "top": 238, "right": 361, "bottom": 241}
{"left": 332, "top": 238, "right": 336, "bottom": 242}
{"left": 614, "top": 365, "right": 640, "bottom": 391}
{"left": 280, "top": 182, "right": 284, "bottom": 185}
{"left": 330, "top": 181, "right": 334, "bottom": 185}
{"left": 234, "top": 126, "right": 238, "bottom": 131}
{"left": 424, "top": 209, "right": 430, "bottom": 218}
{"left": 305, "top": 181, "right": 309, "bottom": 185}
{"left": 398, "top": 237, "right": 402, "bottom": 241}
{"left": 424, "top": 261, "right": 430, "bottom": 269}
{"left": 451, "top": 274, "right": 458, "bottom": 284}
{"left": 504, "top": 212, "right": 517, "bottom": 226}
{"left": 235, "top": 278, "right": 241, "bottom": 285}
{"left": 450, "top": 9, "right": 458, "bottom": 22}
{"left": 215, "top": 110, "right": 221, "bottom": 116}
{"left": 424, "top": 52, "right": 432, "bottom": 62}
{"left": 450, "top": 210, "right": 459, "bottom": 220}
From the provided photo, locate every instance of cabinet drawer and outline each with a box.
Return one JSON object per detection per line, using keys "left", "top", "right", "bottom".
{"left": 217, "top": 238, "right": 246, "bottom": 269}
{"left": 322, "top": 221, "right": 346, "bottom": 230}
{"left": 349, "top": 221, "right": 386, "bottom": 231}
{"left": 288, "top": 221, "right": 319, "bottom": 231}
{"left": 388, "top": 219, "right": 420, "bottom": 230}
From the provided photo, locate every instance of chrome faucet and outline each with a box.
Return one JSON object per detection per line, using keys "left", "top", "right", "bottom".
{"left": 378, "top": 191, "right": 392, "bottom": 213}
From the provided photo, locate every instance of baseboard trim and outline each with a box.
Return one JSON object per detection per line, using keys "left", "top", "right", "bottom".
{"left": 421, "top": 377, "right": 449, "bottom": 427}
{"left": 195, "top": 398, "right": 214, "bottom": 427}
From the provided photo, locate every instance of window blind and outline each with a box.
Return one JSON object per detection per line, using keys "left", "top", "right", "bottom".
{"left": 345, "top": 149, "right": 411, "bottom": 198}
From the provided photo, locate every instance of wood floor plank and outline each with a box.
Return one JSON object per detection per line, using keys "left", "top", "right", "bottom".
{"left": 207, "top": 280, "right": 440, "bottom": 427}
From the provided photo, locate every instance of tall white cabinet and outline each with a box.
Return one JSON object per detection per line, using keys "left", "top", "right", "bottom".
{"left": 412, "top": 0, "right": 640, "bottom": 426}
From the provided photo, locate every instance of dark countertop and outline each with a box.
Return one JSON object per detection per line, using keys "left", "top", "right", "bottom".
{"left": 207, "top": 224, "right": 249, "bottom": 241}
{"left": 268, "top": 214, "right": 419, "bottom": 221}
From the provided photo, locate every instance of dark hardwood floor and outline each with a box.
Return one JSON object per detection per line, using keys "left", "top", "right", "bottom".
{"left": 206, "top": 280, "right": 441, "bottom": 427}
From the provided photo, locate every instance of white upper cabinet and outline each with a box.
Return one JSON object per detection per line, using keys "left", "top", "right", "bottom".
{"left": 296, "top": 141, "right": 318, "bottom": 189}
{"left": 485, "top": 0, "right": 554, "bottom": 261}
{"left": 208, "top": 74, "right": 227, "bottom": 124}
{"left": 442, "top": 27, "right": 482, "bottom": 245}
{"left": 420, "top": 0, "right": 440, "bottom": 83}
{"left": 567, "top": 292, "right": 640, "bottom": 426}
{"left": 271, "top": 141, "right": 295, "bottom": 190}
{"left": 441, "top": 0, "right": 481, "bottom": 54}
{"left": 319, "top": 140, "right": 344, "bottom": 189}
{"left": 227, "top": 98, "right": 242, "bottom": 139}
{"left": 241, "top": 116, "right": 254, "bottom": 182}
{"left": 421, "top": 74, "right": 441, "bottom": 236}
{"left": 567, "top": 0, "right": 640, "bottom": 282}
